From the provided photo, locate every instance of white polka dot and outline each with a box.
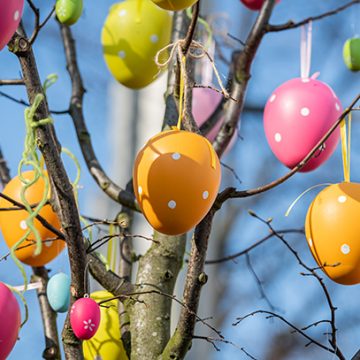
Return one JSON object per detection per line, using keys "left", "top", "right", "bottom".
{"left": 300, "top": 107, "right": 310, "bottom": 117}
{"left": 138, "top": 186, "right": 143, "bottom": 195}
{"left": 119, "top": 9, "right": 127, "bottom": 16}
{"left": 202, "top": 191, "right": 209, "bottom": 200}
{"left": 118, "top": 51, "right": 126, "bottom": 59}
{"left": 308, "top": 238, "right": 313, "bottom": 247}
{"left": 335, "top": 103, "right": 340, "bottom": 111}
{"left": 20, "top": 220, "right": 27, "bottom": 230}
{"left": 341, "top": 244, "right": 350, "bottom": 255}
{"left": 274, "top": 133, "right": 282, "bottom": 142}
{"left": 152, "top": 332, "right": 157, "bottom": 337}
{"left": 168, "top": 200, "right": 176, "bottom": 209}
{"left": 172, "top": 153, "right": 181, "bottom": 160}
{"left": 14, "top": 10, "right": 20, "bottom": 21}
{"left": 150, "top": 34, "right": 159, "bottom": 43}
{"left": 338, "top": 195, "right": 347, "bottom": 203}
{"left": 301, "top": 78, "right": 310, "bottom": 83}
{"left": 44, "top": 241, "right": 52, "bottom": 248}
{"left": 269, "top": 94, "right": 276, "bottom": 103}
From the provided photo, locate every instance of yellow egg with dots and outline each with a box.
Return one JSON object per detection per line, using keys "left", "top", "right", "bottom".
{"left": 151, "top": 0, "right": 198, "bottom": 11}
{"left": 101, "top": 0, "right": 172, "bottom": 89}
{"left": 83, "top": 291, "right": 128, "bottom": 360}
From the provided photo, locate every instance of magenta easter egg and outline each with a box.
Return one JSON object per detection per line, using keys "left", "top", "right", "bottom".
{"left": 0, "top": 0, "right": 24, "bottom": 50}
{"left": 70, "top": 298, "right": 100, "bottom": 340}
{"left": 192, "top": 88, "right": 237, "bottom": 152}
{"left": 264, "top": 78, "right": 342, "bottom": 172}
{"left": 241, "top": 0, "right": 280, "bottom": 11}
{"left": 0, "top": 282, "right": 21, "bottom": 359}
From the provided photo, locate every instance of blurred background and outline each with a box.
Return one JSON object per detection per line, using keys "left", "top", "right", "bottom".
{"left": 0, "top": 0, "right": 359, "bottom": 359}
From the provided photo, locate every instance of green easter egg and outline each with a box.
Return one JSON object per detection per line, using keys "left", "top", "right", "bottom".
{"left": 343, "top": 37, "right": 360, "bottom": 72}
{"left": 56, "top": 0, "right": 83, "bottom": 25}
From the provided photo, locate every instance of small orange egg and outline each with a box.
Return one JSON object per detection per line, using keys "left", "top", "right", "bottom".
{"left": 305, "top": 182, "right": 360, "bottom": 285}
{"left": 133, "top": 129, "right": 221, "bottom": 235}
{"left": 0, "top": 171, "right": 65, "bottom": 267}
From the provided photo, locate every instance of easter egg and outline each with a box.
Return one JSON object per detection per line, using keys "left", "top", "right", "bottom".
{"left": 192, "top": 88, "right": 237, "bottom": 152}
{"left": 55, "top": 0, "right": 83, "bottom": 25}
{"left": 83, "top": 291, "right": 128, "bottom": 360}
{"left": 264, "top": 77, "right": 342, "bottom": 172}
{"left": 101, "top": 0, "right": 172, "bottom": 89}
{"left": 305, "top": 182, "right": 360, "bottom": 285}
{"left": 133, "top": 129, "right": 221, "bottom": 235}
{"left": 240, "top": 0, "right": 280, "bottom": 11}
{"left": 47, "top": 273, "right": 71, "bottom": 313}
{"left": 0, "top": 171, "right": 65, "bottom": 267}
{"left": 343, "top": 37, "right": 360, "bottom": 72}
{"left": 0, "top": 0, "right": 24, "bottom": 50}
{"left": 151, "top": 0, "right": 198, "bottom": 11}
{"left": 0, "top": 282, "right": 21, "bottom": 359}
{"left": 70, "top": 297, "right": 101, "bottom": 340}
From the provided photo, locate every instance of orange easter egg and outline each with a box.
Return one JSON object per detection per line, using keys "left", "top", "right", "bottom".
{"left": 133, "top": 129, "right": 221, "bottom": 235}
{"left": 305, "top": 182, "right": 360, "bottom": 285}
{"left": 0, "top": 171, "right": 65, "bottom": 267}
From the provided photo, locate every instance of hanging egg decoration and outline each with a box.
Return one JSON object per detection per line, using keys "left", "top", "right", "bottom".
{"left": 343, "top": 37, "right": 360, "bottom": 72}
{"left": 47, "top": 273, "right": 71, "bottom": 313}
{"left": 240, "top": 0, "right": 280, "bottom": 11}
{"left": 83, "top": 291, "right": 128, "bottom": 360}
{"left": 55, "top": 0, "right": 83, "bottom": 25}
{"left": 101, "top": 0, "right": 172, "bottom": 89}
{"left": 133, "top": 129, "right": 221, "bottom": 235}
{"left": 70, "top": 297, "right": 101, "bottom": 340}
{"left": 151, "top": 0, "right": 198, "bottom": 11}
{"left": 0, "top": 282, "right": 21, "bottom": 359}
{"left": 264, "top": 77, "right": 342, "bottom": 172}
{"left": 0, "top": 170, "right": 65, "bottom": 267}
{"left": 0, "top": 0, "right": 24, "bottom": 50}
{"left": 192, "top": 88, "right": 237, "bottom": 153}
{"left": 305, "top": 182, "right": 360, "bottom": 285}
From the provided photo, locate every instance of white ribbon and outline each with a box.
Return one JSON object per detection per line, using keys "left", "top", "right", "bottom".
{"left": 201, "top": 39, "right": 215, "bottom": 86}
{"left": 13, "top": 281, "right": 42, "bottom": 292}
{"left": 300, "top": 21, "right": 313, "bottom": 79}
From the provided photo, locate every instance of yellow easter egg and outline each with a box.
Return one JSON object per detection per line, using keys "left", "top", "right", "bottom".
{"left": 101, "top": 0, "right": 172, "bottom": 89}
{"left": 305, "top": 182, "right": 360, "bottom": 285}
{"left": 151, "top": 0, "right": 198, "bottom": 11}
{"left": 83, "top": 291, "right": 128, "bottom": 360}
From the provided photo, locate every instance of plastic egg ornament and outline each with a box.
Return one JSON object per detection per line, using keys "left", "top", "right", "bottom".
{"left": 240, "top": 0, "right": 279, "bottom": 11}
{"left": 55, "top": 0, "right": 83, "bottom": 25}
{"left": 305, "top": 182, "right": 360, "bottom": 285}
{"left": 343, "top": 37, "right": 360, "bottom": 71}
{"left": 101, "top": 0, "right": 172, "bottom": 89}
{"left": 264, "top": 77, "right": 342, "bottom": 172}
{"left": 83, "top": 291, "right": 128, "bottom": 360}
{"left": 151, "top": 0, "right": 198, "bottom": 11}
{"left": 47, "top": 273, "right": 71, "bottom": 313}
{"left": 0, "top": 282, "right": 21, "bottom": 359}
{"left": 133, "top": 129, "right": 221, "bottom": 235}
{"left": 70, "top": 297, "right": 101, "bottom": 340}
{"left": 192, "top": 87, "right": 237, "bottom": 152}
{"left": 0, "top": 0, "right": 24, "bottom": 50}
{"left": 0, "top": 171, "right": 65, "bottom": 267}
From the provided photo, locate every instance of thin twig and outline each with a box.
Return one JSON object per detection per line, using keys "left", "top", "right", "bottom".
{"left": 0, "top": 79, "right": 25, "bottom": 86}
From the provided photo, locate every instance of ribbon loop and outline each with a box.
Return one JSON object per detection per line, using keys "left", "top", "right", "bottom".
{"left": 300, "top": 21, "right": 312, "bottom": 79}
{"left": 341, "top": 113, "right": 352, "bottom": 182}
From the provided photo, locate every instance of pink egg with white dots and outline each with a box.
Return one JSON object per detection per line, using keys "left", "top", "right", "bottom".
{"left": 264, "top": 77, "right": 342, "bottom": 172}
{"left": 0, "top": 0, "right": 24, "bottom": 50}
{"left": 70, "top": 297, "right": 101, "bottom": 340}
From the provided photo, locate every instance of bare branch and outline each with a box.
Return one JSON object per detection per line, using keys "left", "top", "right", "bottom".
{"left": 0, "top": 79, "right": 24, "bottom": 86}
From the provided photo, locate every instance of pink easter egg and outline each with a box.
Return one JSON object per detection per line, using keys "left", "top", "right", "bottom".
{"left": 0, "top": 282, "right": 21, "bottom": 359}
{"left": 264, "top": 77, "right": 342, "bottom": 172}
{"left": 192, "top": 88, "right": 237, "bottom": 152}
{"left": 0, "top": 0, "right": 24, "bottom": 50}
{"left": 241, "top": 0, "right": 280, "bottom": 11}
{"left": 70, "top": 297, "right": 100, "bottom": 340}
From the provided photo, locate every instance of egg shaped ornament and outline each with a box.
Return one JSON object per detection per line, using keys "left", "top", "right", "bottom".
{"left": 47, "top": 273, "right": 71, "bottom": 313}
{"left": 151, "top": 0, "right": 198, "bottom": 11}
{"left": 55, "top": 0, "right": 83, "bottom": 25}
{"left": 0, "top": 0, "right": 24, "bottom": 50}
{"left": 264, "top": 77, "right": 342, "bottom": 172}
{"left": 343, "top": 37, "right": 360, "bottom": 72}
{"left": 0, "top": 282, "right": 21, "bottom": 359}
{"left": 83, "top": 291, "right": 128, "bottom": 360}
{"left": 305, "top": 182, "right": 360, "bottom": 285}
{"left": 0, "top": 171, "right": 65, "bottom": 267}
{"left": 101, "top": 0, "right": 172, "bottom": 89}
{"left": 70, "top": 297, "right": 101, "bottom": 340}
{"left": 241, "top": 0, "right": 279, "bottom": 11}
{"left": 133, "top": 129, "right": 221, "bottom": 235}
